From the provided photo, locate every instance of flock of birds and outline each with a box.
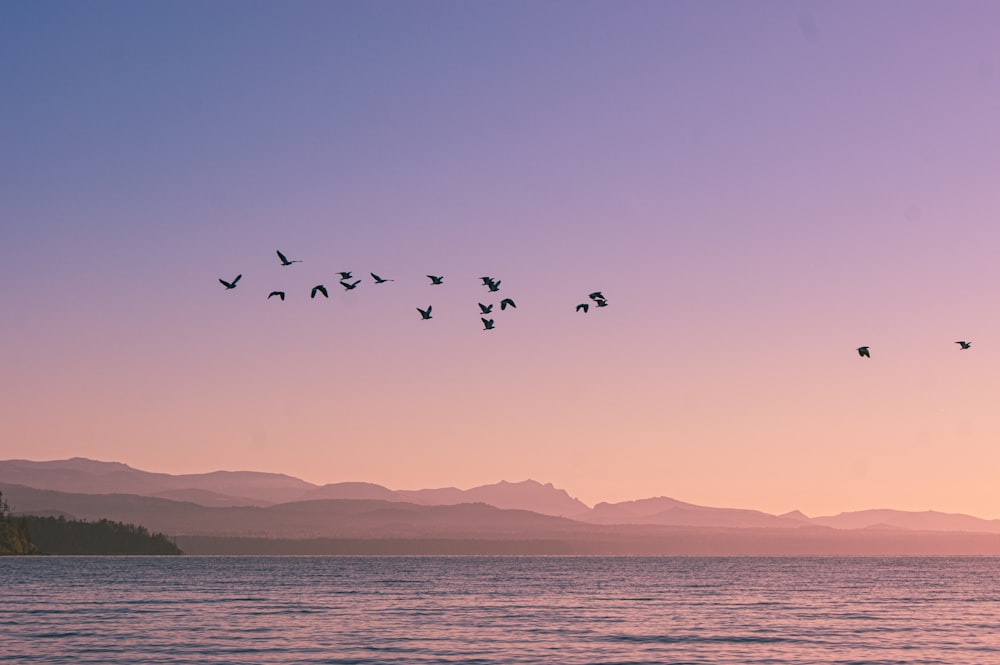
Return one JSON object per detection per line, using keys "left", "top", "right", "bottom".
{"left": 218, "top": 250, "right": 610, "bottom": 331}
{"left": 220, "top": 252, "right": 975, "bottom": 350}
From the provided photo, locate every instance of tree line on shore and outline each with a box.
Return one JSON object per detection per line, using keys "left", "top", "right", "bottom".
{"left": 0, "top": 489, "right": 181, "bottom": 555}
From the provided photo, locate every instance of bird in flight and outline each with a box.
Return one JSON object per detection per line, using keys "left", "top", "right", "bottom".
{"left": 267, "top": 291, "right": 285, "bottom": 301}
{"left": 337, "top": 271, "right": 353, "bottom": 280}
{"left": 479, "top": 303, "right": 493, "bottom": 314}
{"left": 482, "top": 318, "right": 495, "bottom": 330}
{"left": 340, "top": 280, "right": 361, "bottom": 291}
{"left": 857, "top": 346, "right": 870, "bottom": 358}
{"left": 956, "top": 341, "right": 971, "bottom": 349}
{"left": 417, "top": 306, "right": 433, "bottom": 320}
{"left": 427, "top": 275, "right": 444, "bottom": 285}
{"left": 576, "top": 303, "right": 589, "bottom": 313}
{"left": 219, "top": 275, "right": 242, "bottom": 290}
{"left": 589, "top": 291, "right": 606, "bottom": 302}
{"left": 500, "top": 298, "right": 516, "bottom": 310}
{"left": 276, "top": 250, "right": 301, "bottom": 266}
{"left": 371, "top": 273, "right": 393, "bottom": 284}
{"left": 480, "top": 276, "right": 501, "bottom": 291}
{"left": 311, "top": 284, "right": 329, "bottom": 299}
{"left": 594, "top": 299, "right": 609, "bottom": 308}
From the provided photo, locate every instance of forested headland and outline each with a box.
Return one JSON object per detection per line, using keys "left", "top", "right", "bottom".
{"left": 1, "top": 489, "right": 181, "bottom": 555}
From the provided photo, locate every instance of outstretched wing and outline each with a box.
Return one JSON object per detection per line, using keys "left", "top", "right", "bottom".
{"left": 276, "top": 250, "right": 288, "bottom": 263}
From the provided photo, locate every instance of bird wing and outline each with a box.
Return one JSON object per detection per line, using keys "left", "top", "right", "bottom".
{"left": 276, "top": 250, "right": 288, "bottom": 263}
{"left": 219, "top": 279, "right": 231, "bottom": 288}
{"left": 232, "top": 274, "right": 242, "bottom": 285}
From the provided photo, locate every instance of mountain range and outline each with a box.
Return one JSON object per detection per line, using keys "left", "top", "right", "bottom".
{"left": 4, "top": 457, "right": 1000, "bottom": 554}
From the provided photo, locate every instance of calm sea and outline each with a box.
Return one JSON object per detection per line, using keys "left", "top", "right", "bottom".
{"left": 2, "top": 556, "right": 999, "bottom": 664}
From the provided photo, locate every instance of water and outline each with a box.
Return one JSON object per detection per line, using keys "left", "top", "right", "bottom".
{"left": 2, "top": 556, "right": 999, "bottom": 664}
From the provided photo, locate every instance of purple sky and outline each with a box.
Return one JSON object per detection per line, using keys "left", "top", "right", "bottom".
{"left": 4, "top": 1, "right": 1000, "bottom": 516}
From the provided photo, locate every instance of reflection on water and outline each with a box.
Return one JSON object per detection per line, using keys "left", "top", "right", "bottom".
{"left": 2, "top": 556, "right": 1000, "bottom": 664}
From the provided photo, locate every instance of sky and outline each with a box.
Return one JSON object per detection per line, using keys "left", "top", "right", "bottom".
{"left": 4, "top": 0, "right": 1000, "bottom": 518}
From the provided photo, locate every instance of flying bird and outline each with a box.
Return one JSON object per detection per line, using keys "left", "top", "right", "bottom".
{"left": 219, "top": 274, "right": 242, "bottom": 290}
{"left": 594, "top": 299, "right": 609, "bottom": 307}
{"left": 276, "top": 250, "right": 301, "bottom": 266}
{"left": 482, "top": 318, "right": 495, "bottom": 330}
{"left": 479, "top": 276, "right": 495, "bottom": 285}
{"left": 371, "top": 273, "right": 393, "bottom": 284}
{"left": 417, "top": 306, "right": 433, "bottom": 320}
{"left": 311, "top": 284, "right": 329, "bottom": 299}
{"left": 576, "top": 303, "right": 589, "bottom": 313}
{"left": 500, "top": 298, "right": 516, "bottom": 310}
{"left": 427, "top": 275, "right": 444, "bottom": 285}
{"left": 956, "top": 341, "right": 971, "bottom": 349}
{"left": 479, "top": 303, "right": 493, "bottom": 314}
{"left": 267, "top": 291, "right": 285, "bottom": 301}
{"left": 486, "top": 279, "right": 501, "bottom": 292}
{"left": 588, "top": 291, "right": 605, "bottom": 302}
{"left": 337, "top": 271, "right": 353, "bottom": 280}
{"left": 340, "top": 280, "right": 361, "bottom": 291}
{"left": 857, "top": 346, "right": 870, "bottom": 358}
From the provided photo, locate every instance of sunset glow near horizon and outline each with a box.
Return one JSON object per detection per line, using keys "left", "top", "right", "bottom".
{"left": 4, "top": 1, "right": 1000, "bottom": 518}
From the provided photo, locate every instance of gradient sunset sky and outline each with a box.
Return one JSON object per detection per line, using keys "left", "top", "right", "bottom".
{"left": 4, "top": 1, "right": 1000, "bottom": 517}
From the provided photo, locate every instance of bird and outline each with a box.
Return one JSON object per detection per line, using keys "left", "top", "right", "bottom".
{"left": 219, "top": 275, "right": 242, "bottom": 290}
{"left": 478, "top": 303, "right": 493, "bottom": 314}
{"left": 588, "top": 291, "right": 605, "bottom": 302}
{"left": 479, "top": 276, "right": 495, "bottom": 286}
{"left": 594, "top": 299, "right": 609, "bottom": 307}
{"left": 857, "top": 346, "right": 870, "bottom": 358}
{"left": 311, "top": 284, "right": 328, "bottom": 299}
{"left": 427, "top": 275, "right": 444, "bottom": 285}
{"left": 340, "top": 280, "right": 361, "bottom": 291}
{"left": 267, "top": 291, "right": 285, "bottom": 301}
{"left": 500, "top": 298, "right": 516, "bottom": 310}
{"left": 486, "top": 279, "right": 501, "bottom": 292}
{"left": 482, "top": 318, "right": 495, "bottom": 330}
{"left": 371, "top": 273, "right": 394, "bottom": 284}
{"left": 276, "top": 250, "right": 301, "bottom": 266}
{"left": 337, "top": 271, "right": 353, "bottom": 280}
{"left": 956, "top": 341, "right": 971, "bottom": 350}
{"left": 576, "top": 303, "right": 589, "bottom": 313}
{"left": 417, "top": 306, "right": 433, "bottom": 320}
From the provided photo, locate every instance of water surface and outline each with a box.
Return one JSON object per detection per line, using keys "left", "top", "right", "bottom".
{"left": 2, "top": 556, "right": 999, "bottom": 664}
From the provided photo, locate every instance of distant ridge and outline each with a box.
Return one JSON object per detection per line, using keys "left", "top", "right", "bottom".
{"left": 4, "top": 457, "right": 1000, "bottom": 533}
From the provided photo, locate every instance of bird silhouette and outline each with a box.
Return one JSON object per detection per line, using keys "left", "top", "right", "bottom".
{"left": 276, "top": 250, "right": 301, "bottom": 266}
{"left": 417, "top": 306, "right": 433, "bottom": 320}
{"left": 479, "top": 303, "right": 493, "bottom": 314}
{"left": 337, "top": 271, "right": 353, "bottom": 280}
{"left": 311, "top": 284, "right": 329, "bottom": 299}
{"left": 500, "top": 298, "right": 516, "bottom": 310}
{"left": 267, "top": 291, "right": 285, "bottom": 300}
{"left": 857, "top": 346, "right": 870, "bottom": 358}
{"left": 340, "top": 280, "right": 361, "bottom": 291}
{"left": 486, "top": 279, "right": 501, "bottom": 292}
{"left": 479, "top": 276, "right": 495, "bottom": 285}
{"left": 371, "top": 273, "right": 394, "bottom": 284}
{"left": 594, "top": 299, "right": 609, "bottom": 307}
{"left": 588, "top": 291, "right": 605, "bottom": 302}
{"left": 219, "top": 275, "right": 242, "bottom": 290}
{"left": 956, "top": 341, "right": 971, "bottom": 349}
{"left": 576, "top": 303, "right": 589, "bottom": 313}
{"left": 427, "top": 275, "right": 444, "bottom": 285}
{"left": 482, "top": 318, "right": 495, "bottom": 330}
